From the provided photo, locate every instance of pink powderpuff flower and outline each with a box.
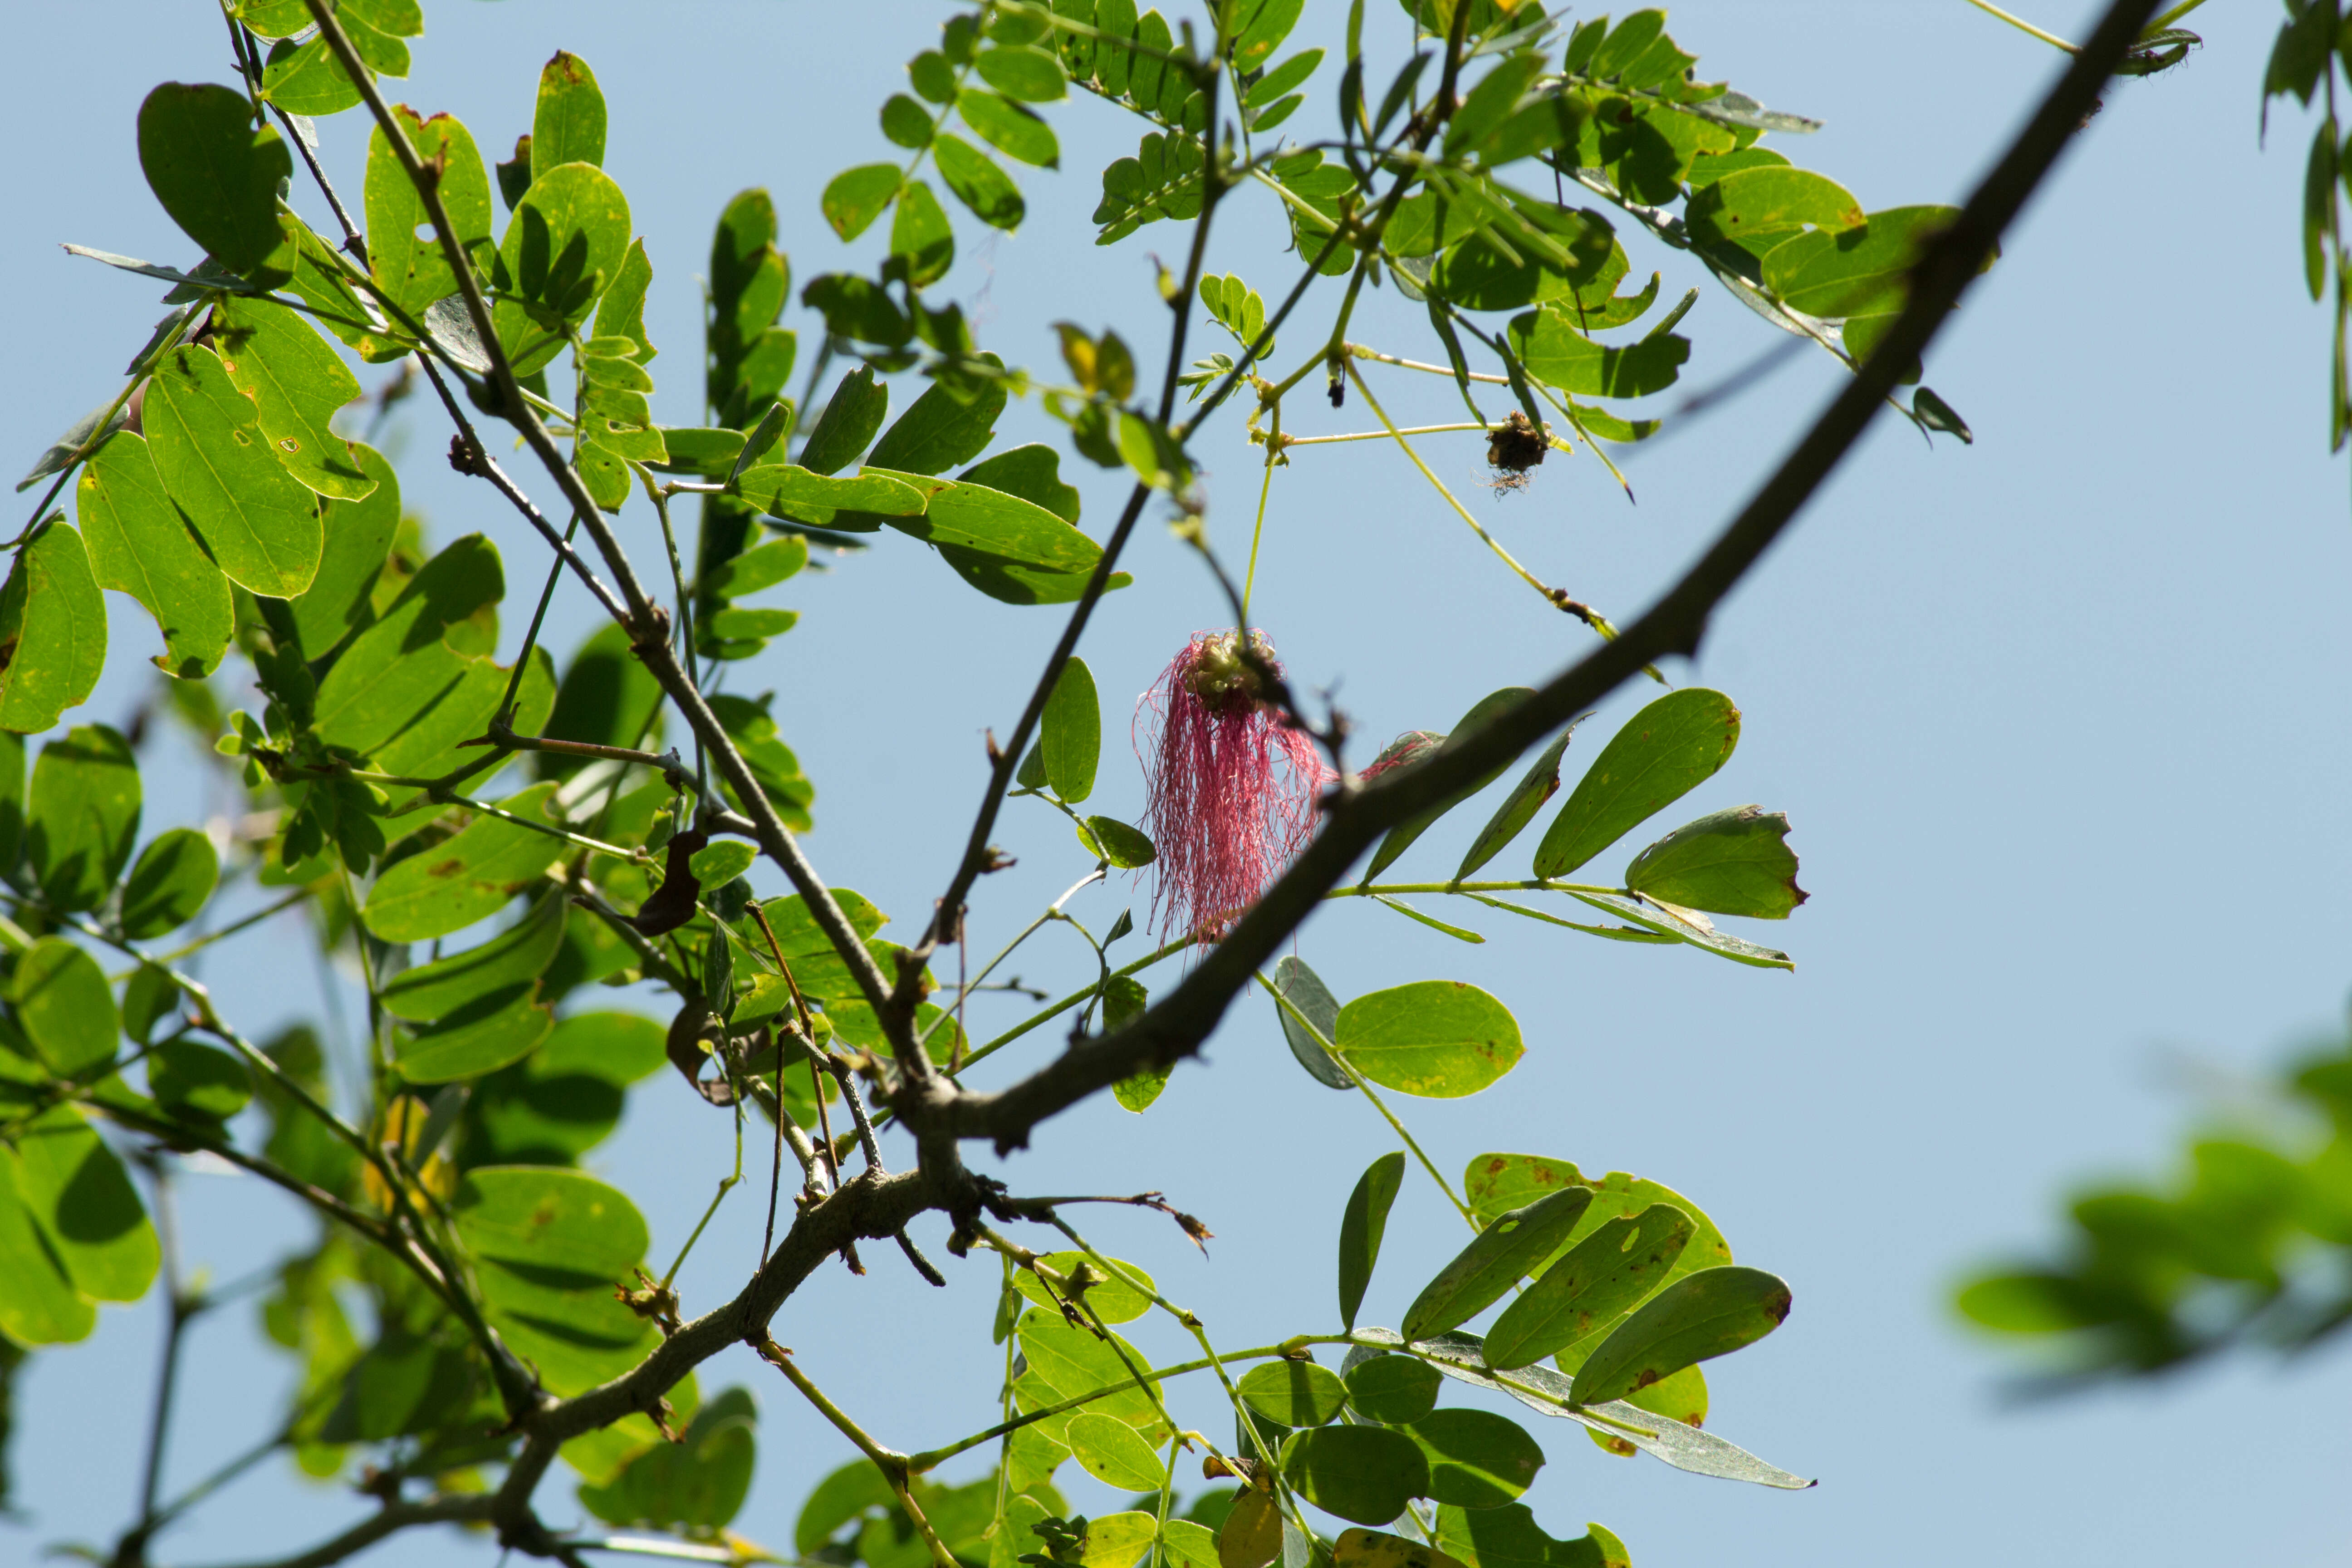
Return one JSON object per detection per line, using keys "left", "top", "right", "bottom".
{"left": 1137, "top": 630, "right": 1330, "bottom": 942}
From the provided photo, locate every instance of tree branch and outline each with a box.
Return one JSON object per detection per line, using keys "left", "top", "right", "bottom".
{"left": 191, "top": 1495, "right": 495, "bottom": 1568}
{"left": 912, "top": 0, "right": 2164, "bottom": 1155}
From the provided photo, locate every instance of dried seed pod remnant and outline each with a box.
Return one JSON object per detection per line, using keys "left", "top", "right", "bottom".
{"left": 1485, "top": 411, "right": 1548, "bottom": 494}
{"left": 1139, "top": 630, "right": 1328, "bottom": 941}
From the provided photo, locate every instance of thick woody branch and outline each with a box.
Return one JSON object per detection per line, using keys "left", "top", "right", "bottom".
{"left": 486, "top": 1166, "right": 936, "bottom": 1520}
{"left": 909, "top": 0, "right": 2163, "bottom": 1155}
{"left": 197, "top": 1495, "right": 495, "bottom": 1568}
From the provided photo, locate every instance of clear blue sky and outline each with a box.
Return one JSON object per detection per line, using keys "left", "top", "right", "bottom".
{"left": 7, "top": 3, "right": 2348, "bottom": 1566}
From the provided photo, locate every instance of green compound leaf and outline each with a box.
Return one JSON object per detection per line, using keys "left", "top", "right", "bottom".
{"left": 869, "top": 372, "right": 1009, "bottom": 475}
{"left": 1105, "top": 979, "right": 1167, "bottom": 1110}
{"left": 1076, "top": 1512, "right": 1159, "bottom": 1568}
{"left": 471, "top": 1011, "right": 666, "bottom": 1165}
{"left": 709, "top": 535, "right": 807, "bottom": 599}
{"left": 1407, "top": 1409, "right": 1544, "bottom": 1508}
{"left": 1463, "top": 1155, "right": 1735, "bottom": 1373}
{"left": 260, "top": 34, "right": 363, "bottom": 118}
{"left": 792, "top": 1459, "right": 896, "bottom": 1556}
{"left": 366, "top": 106, "right": 495, "bottom": 319}
{"left": 120, "top": 828, "right": 220, "bottom": 939}
{"left": 11, "top": 1106, "right": 157, "bottom": 1303}
{"left": 1215, "top": 1489, "right": 1283, "bottom": 1568}
{"left": 1040, "top": 657, "right": 1100, "bottom": 803}
{"left": 734, "top": 465, "right": 928, "bottom": 524}
{"left": 78, "top": 434, "right": 231, "bottom": 678}
{"left": 1357, "top": 1325, "right": 1809, "bottom": 1489}
{"left": 1400, "top": 1186, "right": 1594, "bottom": 1343}
{"left": 0, "top": 521, "right": 108, "bottom": 731}
{"left": 363, "top": 782, "right": 566, "bottom": 942}
{"left": 580, "top": 1386, "right": 758, "bottom": 1532}
{"left": 881, "top": 93, "right": 935, "bottom": 150}
{"left": 1066, "top": 1411, "right": 1167, "bottom": 1492}
{"left": 0, "top": 1147, "right": 94, "bottom": 1345}
{"left": 11, "top": 938, "right": 118, "bottom": 1075}
{"left": 935, "top": 133, "right": 1026, "bottom": 230}
{"left": 1273, "top": 955, "right": 1351, "bottom": 1090}
{"left": 1230, "top": 0, "right": 1306, "bottom": 74}
{"left": 822, "top": 164, "right": 903, "bottom": 241}
{"left": 1079, "top": 816, "right": 1154, "bottom": 868}
{"left": 688, "top": 840, "right": 758, "bottom": 888}
{"left": 798, "top": 367, "right": 891, "bottom": 477}
{"left": 395, "top": 990, "right": 555, "bottom": 1084}
{"left": 1280, "top": 1424, "right": 1428, "bottom": 1526}
{"left": 1162, "top": 1519, "right": 1219, "bottom": 1568}
{"left": 137, "top": 83, "right": 294, "bottom": 281}
{"left": 1483, "top": 1205, "right": 1695, "bottom": 1372}
{"left": 1505, "top": 304, "right": 1688, "bottom": 400}
{"left": 1009, "top": 1249, "right": 1155, "bottom": 1323}
{"left": 143, "top": 343, "right": 323, "bottom": 598}
{"left": 312, "top": 532, "right": 503, "bottom": 758}
{"left": 960, "top": 444, "right": 1080, "bottom": 523}
{"left": 580, "top": 1384, "right": 757, "bottom": 1532}
{"left": 1565, "top": 890, "right": 1793, "bottom": 970}
{"left": 149, "top": 1040, "right": 252, "bottom": 1122}
{"left": 1328, "top": 1529, "right": 1470, "bottom": 1568}
{"left": 1431, "top": 1504, "right": 1627, "bottom": 1568}
{"left": 381, "top": 891, "right": 567, "bottom": 1022}
{"left": 1682, "top": 165, "right": 1862, "bottom": 250}
{"left": 533, "top": 51, "right": 608, "bottom": 175}
{"left": 974, "top": 44, "right": 1067, "bottom": 102}
{"left": 1570, "top": 1266, "right": 1793, "bottom": 1406}
{"left": 890, "top": 481, "right": 1118, "bottom": 606}
{"left": 455, "top": 1166, "right": 654, "bottom": 1394}
{"left": 1018, "top": 1308, "right": 1163, "bottom": 1429}
{"left": 889, "top": 180, "right": 956, "bottom": 288}
{"left": 490, "top": 162, "right": 633, "bottom": 376}
{"left": 1531, "top": 689, "right": 1739, "bottom": 879}
{"left": 1622, "top": 806, "right": 1805, "bottom": 919}
{"left": 121, "top": 964, "right": 184, "bottom": 1048}
{"left": 1335, "top": 981, "right": 1523, "bottom": 1099}
{"left": 1338, "top": 1150, "right": 1406, "bottom": 1329}
{"left": 289, "top": 441, "right": 401, "bottom": 661}
{"left": 27, "top": 725, "right": 140, "bottom": 915}
{"left": 1762, "top": 204, "right": 1976, "bottom": 319}
{"left": 1343, "top": 1354, "right": 1440, "bottom": 1424}
{"left": 1456, "top": 730, "right": 1572, "bottom": 881}
{"left": 211, "top": 295, "right": 373, "bottom": 501}
{"left": 958, "top": 90, "right": 1060, "bottom": 168}
{"left": 1239, "top": 1359, "right": 1349, "bottom": 1428}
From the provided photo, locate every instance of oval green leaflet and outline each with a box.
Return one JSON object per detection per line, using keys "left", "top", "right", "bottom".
{"left": 1622, "top": 805, "right": 1805, "bottom": 919}
{"left": 1010, "top": 1250, "right": 1156, "bottom": 1323}
{"left": 1570, "top": 1265, "right": 1793, "bottom": 1407}
{"left": 1066, "top": 1411, "right": 1167, "bottom": 1492}
{"left": 1272, "top": 955, "right": 1351, "bottom": 1092}
{"left": 1041, "top": 657, "right": 1101, "bottom": 804}
{"left": 1482, "top": 1204, "right": 1695, "bottom": 1372}
{"left": 1531, "top": 688, "right": 1739, "bottom": 879}
{"left": 1342, "top": 1354, "right": 1441, "bottom": 1424}
{"left": 1238, "top": 1359, "right": 1349, "bottom": 1428}
{"left": 1337, "top": 1149, "right": 1405, "bottom": 1329}
{"left": 1334, "top": 980, "right": 1523, "bottom": 1099}
{"left": 1405, "top": 1408, "right": 1544, "bottom": 1508}
{"left": 1399, "top": 1185, "right": 1594, "bottom": 1343}
{"left": 1280, "top": 1424, "right": 1429, "bottom": 1526}
{"left": 120, "top": 827, "right": 220, "bottom": 939}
